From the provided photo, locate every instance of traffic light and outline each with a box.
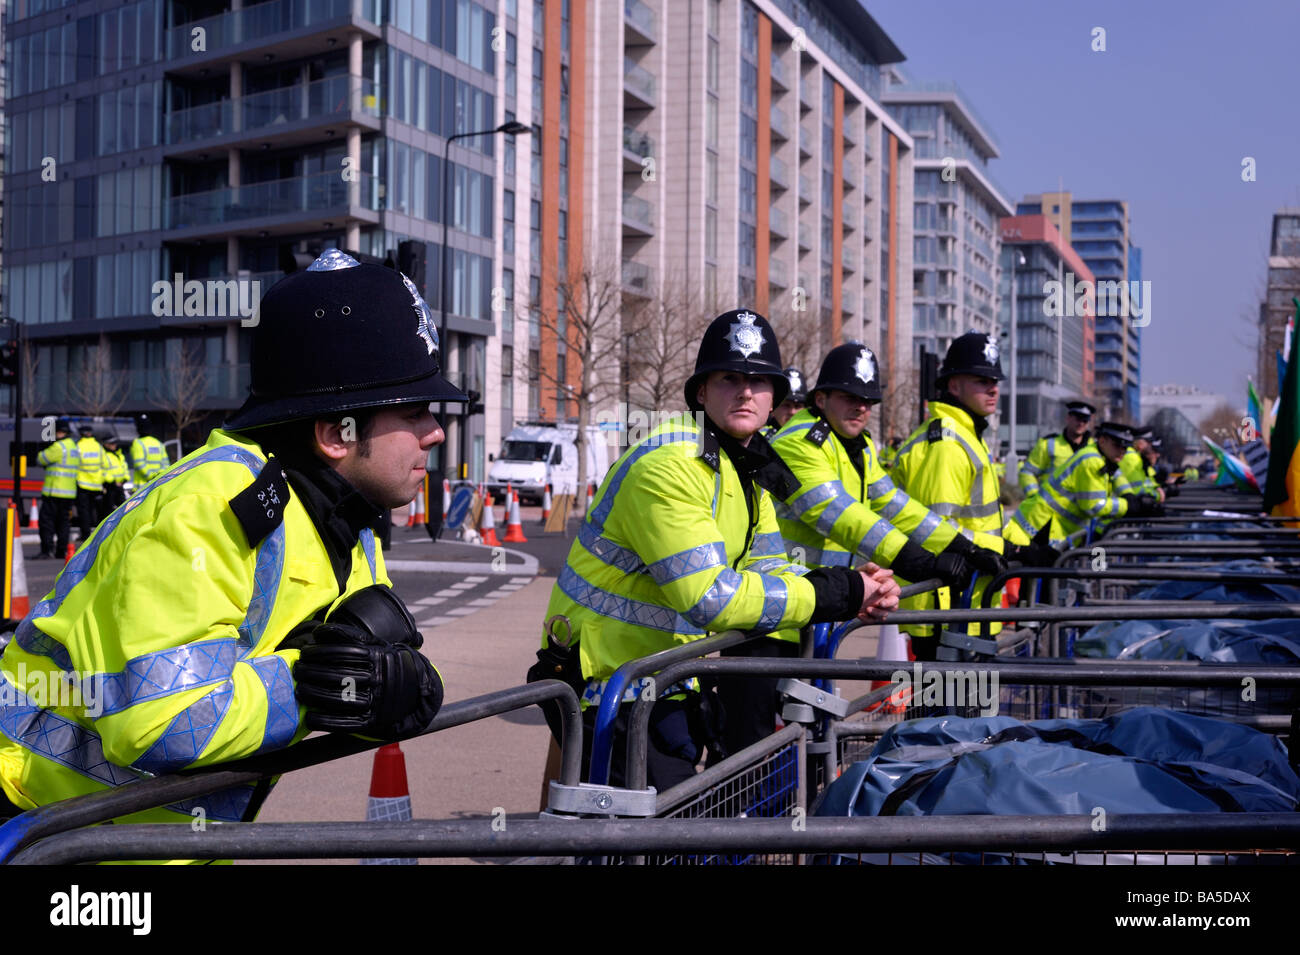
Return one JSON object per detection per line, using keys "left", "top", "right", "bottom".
{"left": 0, "top": 340, "right": 18, "bottom": 386}
{"left": 466, "top": 389, "right": 484, "bottom": 416}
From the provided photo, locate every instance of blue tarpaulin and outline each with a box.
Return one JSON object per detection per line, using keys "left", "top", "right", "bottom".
{"left": 816, "top": 708, "right": 1299, "bottom": 819}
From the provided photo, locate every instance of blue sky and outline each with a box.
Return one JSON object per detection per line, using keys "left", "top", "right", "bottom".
{"left": 869, "top": 0, "right": 1300, "bottom": 407}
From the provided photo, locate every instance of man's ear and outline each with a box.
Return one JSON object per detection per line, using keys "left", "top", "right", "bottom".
{"left": 313, "top": 419, "right": 350, "bottom": 462}
{"left": 813, "top": 390, "right": 827, "bottom": 413}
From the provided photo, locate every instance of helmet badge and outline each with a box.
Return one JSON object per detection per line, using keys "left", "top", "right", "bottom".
{"left": 726, "top": 311, "right": 765, "bottom": 358}
{"left": 401, "top": 273, "right": 439, "bottom": 356}
{"left": 854, "top": 349, "right": 876, "bottom": 385}
{"left": 982, "top": 338, "right": 999, "bottom": 365}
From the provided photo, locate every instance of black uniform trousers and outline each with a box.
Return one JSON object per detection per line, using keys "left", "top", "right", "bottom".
{"left": 37, "top": 496, "right": 73, "bottom": 557}
{"left": 75, "top": 488, "right": 101, "bottom": 542}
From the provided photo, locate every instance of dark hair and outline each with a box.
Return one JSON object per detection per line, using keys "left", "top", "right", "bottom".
{"left": 246, "top": 410, "right": 378, "bottom": 462}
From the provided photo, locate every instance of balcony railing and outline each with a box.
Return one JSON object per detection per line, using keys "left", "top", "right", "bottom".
{"left": 770, "top": 105, "right": 790, "bottom": 140}
{"left": 936, "top": 283, "right": 957, "bottom": 303}
{"left": 799, "top": 173, "right": 812, "bottom": 202}
{"left": 800, "top": 80, "right": 816, "bottom": 112}
{"left": 166, "top": 0, "right": 370, "bottom": 60}
{"left": 623, "top": 124, "right": 654, "bottom": 159}
{"left": 167, "top": 74, "right": 379, "bottom": 143}
{"left": 166, "top": 171, "right": 378, "bottom": 229}
{"left": 770, "top": 154, "right": 790, "bottom": 189}
{"left": 842, "top": 292, "right": 856, "bottom": 314}
{"left": 769, "top": 205, "right": 790, "bottom": 237}
{"left": 841, "top": 247, "right": 856, "bottom": 272}
{"left": 799, "top": 124, "right": 813, "bottom": 156}
{"left": 622, "top": 259, "right": 654, "bottom": 296}
{"left": 769, "top": 258, "right": 789, "bottom": 287}
{"left": 622, "top": 193, "right": 654, "bottom": 231}
{"left": 624, "top": 0, "right": 656, "bottom": 43}
{"left": 798, "top": 221, "right": 812, "bottom": 250}
{"left": 770, "top": 53, "right": 789, "bottom": 89}
{"left": 623, "top": 58, "right": 656, "bottom": 104}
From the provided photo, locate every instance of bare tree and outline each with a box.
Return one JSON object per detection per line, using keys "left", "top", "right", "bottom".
{"left": 529, "top": 251, "right": 627, "bottom": 510}
{"left": 153, "top": 339, "right": 209, "bottom": 450}
{"left": 767, "top": 292, "right": 825, "bottom": 382}
{"left": 66, "top": 334, "right": 129, "bottom": 418}
{"left": 21, "top": 342, "right": 40, "bottom": 413}
{"left": 624, "top": 271, "right": 711, "bottom": 415}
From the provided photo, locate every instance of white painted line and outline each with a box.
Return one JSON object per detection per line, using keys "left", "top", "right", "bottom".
{"left": 418, "top": 616, "right": 453, "bottom": 628}
{"left": 434, "top": 589, "right": 460, "bottom": 598}
{"left": 415, "top": 596, "right": 446, "bottom": 606}
{"left": 385, "top": 551, "right": 540, "bottom": 577}
{"left": 463, "top": 575, "right": 489, "bottom": 583}
{"left": 443, "top": 607, "right": 478, "bottom": 616}
{"left": 509, "top": 577, "right": 533, "bottom": 584}
{"left": 463, "top": 598, "right": 497, "bottom": 607}
{"left": 495, "top": 584, "right": 525, "bottom": 593}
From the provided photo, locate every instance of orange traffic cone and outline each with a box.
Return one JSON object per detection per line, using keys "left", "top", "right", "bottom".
{"left": 28, "top": 501, "right": 38, "bottom": 529}
{"left": 585, "top": 482, "right": 595, "bottom": 513}
{"left": 8, "top": 506, "right": 29, "bottom": 619}
{"left": 361, "top": 743, "right": 417, "bottom": 865}
{"left": 539, "top": 483, "right": 552, "bottom": 524}
{"left": 65, "top": 541, "right": 76, "bottom": 562}
{"left": 442, "top": 479, "right": 451, "bottom": 524}
{"left": 504, "top": 487, "right": 528, "bottom": 543}
{"left": 866, "top": 624, "right": 910, "bottom": 715}
{"left": 408, "top": 479, "right": 426, "bottom": 527}
{"left": 479, "top": 493, "right": 502, "bottom": 547}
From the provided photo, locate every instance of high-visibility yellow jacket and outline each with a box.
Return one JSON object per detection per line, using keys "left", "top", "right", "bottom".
{"left": 543, "top": 414, "right": 814, "bottom": 701}
{"left": 770, "top": 408, "right": 956, "bottom": 569}
{"left": 892, "top": 400, "right": 1006, "bottom": 636}
{"left": 0, "top": 428, "right": 387, "bottom": 836}
{"left": 130, "top": 436, "right": 171, "bottom": 486}
{"left": 75, "top": 437, "right": 103, "bottom": 492}
{"left": 37, "top": 438, "right": 79, "bottom": 500}
{"left": 1116, "top": 447, "right": 1158, "bottom": 497}
{"left": 1007, "top": 444, "right": 1128, "bottom": 549}
{"left": 101, "top": 449, "right": 129, "bottom": 485}
{"left": 1020, "top": 433, "right": 1091, "bottom": 496}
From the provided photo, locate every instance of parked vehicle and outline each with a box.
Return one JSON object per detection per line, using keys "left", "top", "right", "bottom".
{"left": 486, "top": 422, "right": 611, "bottom": 504}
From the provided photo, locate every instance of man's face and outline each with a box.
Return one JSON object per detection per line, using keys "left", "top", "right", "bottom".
{"left": 1136, "top": 439, "right": 1157, "bottom": 465}
{"left": 697, "top": 371, "right": 774, "bottom": 442}
{"left": 815, "top": 388, "right": 872, "bottom": 439}
{"left": 947, "top": 374, "right": 1000, "bottom": 417}
{"left": 331, "top": 402, "right": 445, "bottom": 509}
{"left": 1096, "top": 434, "right": 1125, "bottom": 463}
{"left": 1064, "top": 412, "right": 1089, "bottom": 440}
{"left": 772, "top": 399, "right": 803, "bottom": 428}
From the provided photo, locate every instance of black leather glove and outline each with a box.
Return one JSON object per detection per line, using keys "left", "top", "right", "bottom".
{"left": 889, "top": 540, "right": 972, "bottom": 590}
{"left": 289, "top": 586, "right": 444, "bottom": 739}
{"left": 941, "top": 533, "right": 1008, "bottom": 577}
{"left": 1164, "top": 484, "right": 1180, "bottom": 498}
{"left": 1004, "top": 524, "right": 1062, "bottom": 567}
{"left": 1122, "top": 494, "right": 1164, "bottom": 518}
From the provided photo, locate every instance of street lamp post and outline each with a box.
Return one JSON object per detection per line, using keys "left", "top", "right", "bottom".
{"left": 439, "top": 120, "right": 531, "bottom": 481}
{"left": 1005, "top": 249, "right": 1026, "bottom": 485}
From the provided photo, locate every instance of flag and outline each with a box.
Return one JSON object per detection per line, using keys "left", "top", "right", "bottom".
{"left": 1263, "top": 298, "right": 1300, "bottom": 520}
{"left": 1204, "top": 436, "right": 1258, "bottom": 492}
{"left": 1247, "top": 379, "right": 1263, "bottom": 444}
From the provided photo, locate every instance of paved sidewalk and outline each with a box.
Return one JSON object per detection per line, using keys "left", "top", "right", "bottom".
{"left": 252, "top": 575, "right": 558, "bottom": 864}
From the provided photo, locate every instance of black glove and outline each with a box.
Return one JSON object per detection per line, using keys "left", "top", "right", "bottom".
{"left": 1004, "top": 524, "right": 1062, "bottom": 567}
{"left": 290, "top": 586, "right": 444, "bottom": 739}
{"left": 1122, "top": 494, "right": 1164, "bottom": 518}
{"left": 805, "top": 566, "right": 866, "bottom": 624}
{"left": 890, "top": 540, "right": 972, "bottom": 591}
{"left": 943, "top": 535, "right": 1008, "bottom": 577}
{"left": 1164, "top": 484, "right": 1180, "bottom": 498}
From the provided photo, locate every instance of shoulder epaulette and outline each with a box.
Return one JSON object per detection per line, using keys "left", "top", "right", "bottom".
{"left": 805, "top": 419, "right": 832, "bottom": 446}
{"left": 229, "top": 456, "right": 290, "bottom": 548}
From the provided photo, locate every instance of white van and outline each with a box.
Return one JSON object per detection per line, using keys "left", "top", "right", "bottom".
{"left": 487, "top": 422, "right": 611, "bottom": 504}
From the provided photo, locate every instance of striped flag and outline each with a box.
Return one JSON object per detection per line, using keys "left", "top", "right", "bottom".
{"left": 1263, "top": 298, "right": 1300, "bottom": 521}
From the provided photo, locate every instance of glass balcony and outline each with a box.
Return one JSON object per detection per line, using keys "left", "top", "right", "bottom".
{"left": 799, "top": 124, "right": 813, "bottom": 157}
{"left": 770, "top": 53, "right": 789, "bottom": 89}
{"left": 623, "top": 58, "right": 656, "bottom": 106}
{"left": 622, "top": 124, "right": 654, "bottom": 160}
{"left": 841, "top": 247, "right": 856, "bottom": 272}
{"left": 770, "top": 154, "right": 790, "bottom": 189}
{"left": 165, "top": 171, "right": 378, "bottom": 229}
{"left": 769, "top": 258, "right": 789, "bottom": 288}
{"left": 936, "top": 283, "right": 957, "bottom": 303}
{"left": 769, "top": 205, "right": 790, "bottom": 238}
{"left": 798, "top": 173, "right": 812, "bottom": 203}
{"left": 770, "top": 105, "right": 790, "bottom": 140}
{"left": 622, "top": 193, "right": 654, "bottom": 232}
{"left": 166, "top": 0, "right": 366, "bottom": 60}
{"left": 841, "top": 200, "right": 855, "bottom": 230}
{"left": 798, "top": 221, "right": 812, "bottom": 251}
{"left": 622, "top": 259, "right": 654, "bottom": 297}
{"left": 624, "top": 0, "right": 656, "bottom": 44}
{"left": 800, "top": 80, "right": 816, "bottom": 112}
{"left": 842, "top": 292, "right": 855, "bottom": 314}
{"left": 167, "top": 74, "right": 380, "bottom": 143}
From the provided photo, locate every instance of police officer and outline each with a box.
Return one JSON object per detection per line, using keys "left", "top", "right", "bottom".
{"left": 764, "top": 366, "right": 807, "bottom": 435}
{"left": 73, "top": 425, "right": 104, "bottom": 544}
{"left": 1007, "top": 421, "right": 1163, "bottom": 549}
{"left": 1020, "top": 400, "right": 1096, "bottom": 496}
{"left": 539, "top": 309, "right": 899, "bottom": 788}
{"left": 893, "top": 331, "right": 1048, "bottom": 661}
{"left": 129, "top": 424, "right": 171, "bottom": 487}
{"left": 770, "top": 342, "right": 1005, "bottom": 592}
{"left": 0, "top": 250, "right": 452, "bottom": 836}
{"left": 1118, "top": 425, "right": 1162, "bottom": 501}
{"left": 34, "top": 418, "right": 78, "bottom": 560}
{"left": 98, "top": 435, "right": 129, "bottom": 519}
